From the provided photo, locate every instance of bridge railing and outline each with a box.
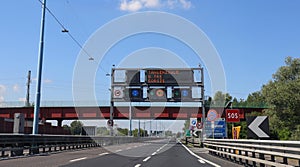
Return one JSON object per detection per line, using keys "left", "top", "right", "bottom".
{"left": 204, "top": 139, "right": 300, "bottom": 167}
{"left": 0, "top": 134, "right": 154, "bottom": 158}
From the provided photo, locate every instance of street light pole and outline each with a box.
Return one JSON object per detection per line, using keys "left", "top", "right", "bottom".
{"left": 129, "top": 102, "right": 132, "bottom": 136}
{"left": 201, "top": 67, "right": 205, "bottom": 147}
{"left": 33, "top": 0, "right": 46, "bottom": 135}
{"left": 110, "top": 68, "right": 114, "bottom": 136}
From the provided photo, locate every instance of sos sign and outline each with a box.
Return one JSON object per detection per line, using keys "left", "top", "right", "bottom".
{"left": 226, "top": 109, "right": 240, "bottom": 122}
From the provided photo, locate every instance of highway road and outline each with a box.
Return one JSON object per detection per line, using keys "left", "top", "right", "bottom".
{"left": 0, "top": 138, "right": 241, "bottom": 167}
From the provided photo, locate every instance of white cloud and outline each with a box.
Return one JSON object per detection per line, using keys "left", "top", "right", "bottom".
{"left": 179, "top": 0, "right": 191, "bottom": 9}
{"left": 167, "top": 0, "right": 176, "bottom": 9}
{"left": 120, "top": 0, "right": 143, "bottom": 12}
{"left": 119, "top": 0, "right": 192, "bottom": 12}
{"left": 0, "top": 96, "right": 4, "bottom": 102}
{"left": 143, "top": 0, "right": 160, "bottom": 8}
{"left": 13, "top": 84, "right": 20, "bottom": 92}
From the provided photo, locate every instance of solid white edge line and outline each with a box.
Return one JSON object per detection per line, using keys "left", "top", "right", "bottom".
{"left": 179, "top": 141, "right": 221, "bottom": 167}
{"left": 69, "top": 157, "right": 87, "bottom": 162}
{"left": 143, "top": 156, "right": 151, "bottom": 162}
{"left": 134, "top": 164, "right": 141, "bottom": 167}
{"left": 99, "top": 152, "right": 109, "bottom": 156}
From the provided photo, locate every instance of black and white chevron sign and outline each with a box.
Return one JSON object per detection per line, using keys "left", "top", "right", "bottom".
{"left": 247, "top": 116, "right": 270, "bottom": 139}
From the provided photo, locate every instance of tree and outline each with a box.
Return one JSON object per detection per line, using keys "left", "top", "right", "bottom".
{"left": 97, "top": 127, "right": 109, "bottom": 136}
{"left": 70, "top": 120, "right": 83, "bottom": 135}
{"left": 165, "top": 130, "right": 173, "bottom": 137}
{"left": 246, "top": 91, "right": 266, "bottom": 108}
{"left": 182, "top": 119, "right": 190, "bottom": 132}
{"left": 62, "top": 125, "right": 70, "bottom": 131}
{"left": 262, "top": 57, "right": 300, "bottom": 140}
{"left": 211, "top": 91, "right": 232, "bottom": 107}
{"left": 131, "top": 128, "right": 148, "bottom": 137}
{"left": 117, "top": 128, "right": 128, "bottom": 136}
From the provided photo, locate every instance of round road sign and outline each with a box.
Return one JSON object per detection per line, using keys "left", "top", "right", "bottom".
{"left": 207, "top": 109, "right": 219, "bottom": 121}
{"left": 156, "top": 89, "right": 164, "bottom": 97}
{"left": 114, "top": 90, "right": 121, "bottom": 97}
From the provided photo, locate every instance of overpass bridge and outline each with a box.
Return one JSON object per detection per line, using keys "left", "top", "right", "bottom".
{"left": 0, "top": 102, "right": 267, "bottom": 126}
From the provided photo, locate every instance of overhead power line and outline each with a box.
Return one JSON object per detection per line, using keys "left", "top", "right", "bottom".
{"left": 37, "top": 0, "right": 109, "bottom": 74}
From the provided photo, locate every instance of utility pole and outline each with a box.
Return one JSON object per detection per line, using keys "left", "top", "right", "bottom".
{"left": 129, "top": 102, "right": 132, "bottom": 136}
{"left": 143, "top": 121, "right": 145, "bottom": 137}
{"left": 25, "top": 70, "right": 31, "bottom": 107}
{"left": 138, "top": 119, "right": 140, "bottom": 137}
{"left": 156, "top": 120, "right": 157, "bottom": 136}
{"left": 33, "top": 0, "right": 46, "bottom": 135}
{"left": 150, "top": 120, "right": 152, "bottom": 137}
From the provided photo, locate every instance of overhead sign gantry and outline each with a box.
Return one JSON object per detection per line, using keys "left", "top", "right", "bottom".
{"left": 111, "top": 68, "right": 204, "bottom": 103}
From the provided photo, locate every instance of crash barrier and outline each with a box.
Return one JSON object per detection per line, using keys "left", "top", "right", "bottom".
{"left": 204, "top": 139, "right": 300, "bottom": 167}
{"left": 0, "top": 134, "right": 155, "bottom": 158}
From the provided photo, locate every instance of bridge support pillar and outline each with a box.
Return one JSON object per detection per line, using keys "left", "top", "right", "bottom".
{"left": 57, "top": 119, "right": 63, "bottom": 127}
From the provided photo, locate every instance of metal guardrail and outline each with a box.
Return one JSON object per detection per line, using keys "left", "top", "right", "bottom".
{"left": 204, "top": 139, "right": 300, "bottom": 167}
{"left": 0, "top": 134, "right": 153, "bottom": 158}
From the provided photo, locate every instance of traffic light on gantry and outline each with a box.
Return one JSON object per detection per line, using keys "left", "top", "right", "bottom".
{"left": 173, "top": 88, "right": 192, "bottom": 101}
{"left": 148, "top": 88, "right": 167, "bottom": 102}
{"left": 128, "top": 88, "right": 142, "bottom": 102}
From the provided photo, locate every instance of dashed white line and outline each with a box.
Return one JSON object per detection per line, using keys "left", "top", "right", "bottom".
{"left": 69, "top": 157, "right": 87, "bottom": 162}
{"left": 99, "top": 152, "right": 109, "bottom": 156}
{"left": 134, "top": 164, "right": 141, "bottom": 167}
{"left": 151, "top": 152, "right": 157, "bottom": 156}
{"left": 198, "top": 159, "right": 205, "bottom": 164}
{"left": 143, "top": 156, "right": 151, "bottom": 162}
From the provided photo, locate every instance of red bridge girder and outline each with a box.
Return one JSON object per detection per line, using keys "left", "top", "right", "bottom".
{"left": 0, "top": 106, "right": 265, "bottom": 120}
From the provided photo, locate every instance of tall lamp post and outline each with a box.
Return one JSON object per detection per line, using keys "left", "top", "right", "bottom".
{"left": 33, "top": 0, "right": 46, "bottom": 135}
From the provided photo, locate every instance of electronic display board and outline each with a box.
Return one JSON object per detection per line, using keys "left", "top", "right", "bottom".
{"left": 126, "top": 70, "right": 140, "bottom": 85}
{"left": 146, "top": 69, "right": 193, "bottom": 85}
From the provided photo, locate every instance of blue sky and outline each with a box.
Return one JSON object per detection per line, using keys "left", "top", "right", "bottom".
{"left": 0, "top": 0, "right": 299, "bottom": 104}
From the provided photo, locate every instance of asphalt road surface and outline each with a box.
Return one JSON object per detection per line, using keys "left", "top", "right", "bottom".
{"left": 0, "top": 138, "right": 241, "bottom": 167}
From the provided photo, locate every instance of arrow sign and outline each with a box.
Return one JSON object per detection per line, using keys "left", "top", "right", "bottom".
{"left": 247, "top": 116, "right": 270, "bottom": 139}
{"left": 193, "top": 129, "right": 202, "bottom": 137}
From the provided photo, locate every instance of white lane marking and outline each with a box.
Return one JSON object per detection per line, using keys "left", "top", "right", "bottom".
{"left": 156, "top": 143, "right": 168, "bottom": 153}
{"left": 116, "top": 149, "right": 122, "bottom": 152}
{"left": 179, "top": 141, "right": 221, "bottom": 167}
{"left": 99, "top": 152, "right": 109, "bottom": 156}
{"left": 127, "top": 147, "right": 132, "bottom": 150}
{"left": 134, "top": 164, "right": 141, "bottom": 167}
{"left": 151, "top": 152, "right": 157, "bottom": 156}
{"left": 143, "top": 156, "right": 151, "bottom": 162}
{"left": 69, "top": 157, "right": 87, "bottom": 162}
{"left": 198, "top": 159, "right": 205, "bottom": 164}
